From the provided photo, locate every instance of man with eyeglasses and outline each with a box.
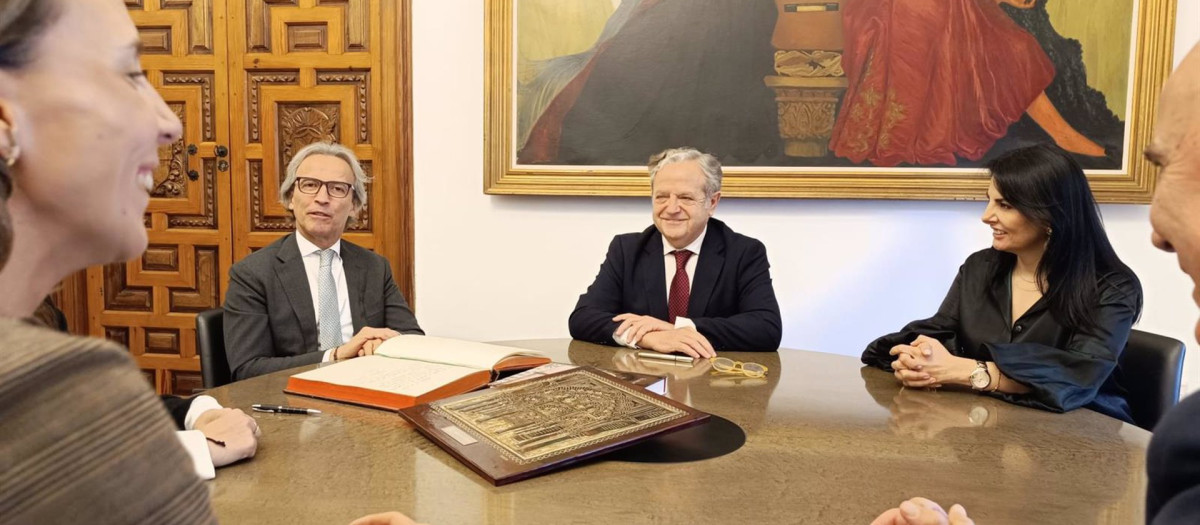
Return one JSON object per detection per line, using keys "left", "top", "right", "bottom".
{"left": 223, "top": 142, "right": 423, "bottom": 380}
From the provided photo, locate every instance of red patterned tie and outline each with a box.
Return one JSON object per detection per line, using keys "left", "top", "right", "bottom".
{"left": 668, "top": 250, "right": 692, "bottom": 324}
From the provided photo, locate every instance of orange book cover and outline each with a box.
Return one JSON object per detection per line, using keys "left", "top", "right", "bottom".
{"left": 283, "top": 336, "right": 551, "bottom": 411}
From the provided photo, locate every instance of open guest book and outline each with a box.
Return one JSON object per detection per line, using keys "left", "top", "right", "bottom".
{"left": 399, "top": 366, "right": 710, "bottom": 485}
{"left": 284, "top": 336, "right": 551, "bottom": 411}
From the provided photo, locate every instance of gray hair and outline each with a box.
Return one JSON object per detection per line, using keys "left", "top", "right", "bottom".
{"left": 279, "top": 142, "right": 370, "bottom": 208}
{"left": 647, "top": 147, "right": 722, "bottom": 199}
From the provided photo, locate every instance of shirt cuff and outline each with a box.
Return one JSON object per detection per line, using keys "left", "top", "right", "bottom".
{"left": 612, "top": 328, "right": 639, "bottom": 349}
{"left": 675, "top": 317, "right": 696, "bottom": 330}
{"left": 183, "top": 395, "right": 223, "bottom": 431}
{"left": 323, "top": 348, "right": 335, "bottom": 363}
{"left": 176, "top": 430, "right": 216, "bottom": 480}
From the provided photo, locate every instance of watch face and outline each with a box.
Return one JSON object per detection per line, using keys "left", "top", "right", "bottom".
{"left": 970, "top": 368, "right": 990, "bottom": 389}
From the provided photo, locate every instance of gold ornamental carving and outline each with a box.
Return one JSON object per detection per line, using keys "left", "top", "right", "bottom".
{"left": 775, "top": 89, "right": 839, "bottom": 141}
{"left": 153, "top": 104, "right": 189, "bottom": 198}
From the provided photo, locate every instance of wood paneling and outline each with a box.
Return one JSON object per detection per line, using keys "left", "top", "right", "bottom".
{"left": 61, "top": 0, "right": 414, "bottom": 395}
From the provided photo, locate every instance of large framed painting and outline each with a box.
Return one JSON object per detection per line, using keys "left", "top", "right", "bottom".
{"left": 484, "top": 0, "right": 1177, "bottom": 202}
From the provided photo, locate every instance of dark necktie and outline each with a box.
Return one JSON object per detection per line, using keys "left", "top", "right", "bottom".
{"left": 668, "top": 250, "right": 693, "bottom": 324}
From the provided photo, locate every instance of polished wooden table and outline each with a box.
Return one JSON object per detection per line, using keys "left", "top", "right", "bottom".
{"left": 204, "top": 340, "right": 1150, "bottom": 524}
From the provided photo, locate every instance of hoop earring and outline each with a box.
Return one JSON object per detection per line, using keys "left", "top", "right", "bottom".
{"left": 0, "top": 126, "right": 19, "bottom": 168}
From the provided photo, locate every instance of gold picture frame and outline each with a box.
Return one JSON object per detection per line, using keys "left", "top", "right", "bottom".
{"left": 485, "top": 0, "right": 1176, "bottom": 203}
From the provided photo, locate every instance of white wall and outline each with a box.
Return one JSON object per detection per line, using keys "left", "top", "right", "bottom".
{"left": 413, "top": 1, "right": 1200, "bottom": 392}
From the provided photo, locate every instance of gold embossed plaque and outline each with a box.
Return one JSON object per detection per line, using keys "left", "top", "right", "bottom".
{"left": 398, "top": 367, "right": 710, "bottom": 485}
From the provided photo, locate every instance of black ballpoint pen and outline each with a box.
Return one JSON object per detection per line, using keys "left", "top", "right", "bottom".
{"left": 251, "top": 404, "right": 321, "bottom": 415}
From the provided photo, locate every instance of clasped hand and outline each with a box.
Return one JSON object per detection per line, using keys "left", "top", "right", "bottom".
{"left": 194, "top": 407, "right": 260, "bottom": 467}
{"left": 333, "top": 327, "right": 402, "bottom": 361}
{"left": 612, "top": 313, "right": 715, "bottom": 358}
{"left": 871, "top": 498, "right": 974, "bottom": 525}
{"left": 889, "top": 335, "right": 970, "bottom": 388}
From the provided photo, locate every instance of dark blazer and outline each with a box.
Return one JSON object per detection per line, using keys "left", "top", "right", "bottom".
{"left": 160, "top": 395, "right": 192, "bottom": 429}
{"left": 224, "top": 233, "right": 423, "bottom": 380}
{"left": 1147, "top": 391, "right": 1200, "bottom": 524}
{"left": 862, "top": 249, "right": 1141, "bottom": 423}
{"left": 568, "top": 218, "right": 782, "bottom": 351}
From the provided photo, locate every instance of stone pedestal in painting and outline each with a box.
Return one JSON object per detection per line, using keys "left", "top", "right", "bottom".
{"left": 765, "top": 1, "right": 847, "bottom": 158}
{"left": 765, "top": 74, "right": 848, "bottom": 158}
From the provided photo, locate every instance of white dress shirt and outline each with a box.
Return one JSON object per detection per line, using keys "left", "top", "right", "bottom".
{"left": 614, "top": 227, "right": 707, "bottom": 348}
{"left": 175, "top": 395, "right": 223, "bottom": 479}
{"left": 294, "top": 232, "right": 354, "bottom": 361}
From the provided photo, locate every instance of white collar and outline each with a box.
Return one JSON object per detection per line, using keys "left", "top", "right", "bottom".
{"left": 663, "top": 226, "right": 707, "bottom": 256}
{"left": 295, "top": 230, "right": 342, "bottom": 257}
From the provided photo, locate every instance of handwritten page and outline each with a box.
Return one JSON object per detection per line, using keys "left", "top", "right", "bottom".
{"left": 292, "top": 355, "right": 480, "bottom": 397}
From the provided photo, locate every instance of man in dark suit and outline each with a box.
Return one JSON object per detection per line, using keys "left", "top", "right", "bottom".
{"left": 569, "top": 147, "right": 781, "bottom": 357}
{"left": 1142, "top": 42, "right": 1200, "bottom": 525}
{"left": 224, "top": 142, "right": 422, "bottom": 380}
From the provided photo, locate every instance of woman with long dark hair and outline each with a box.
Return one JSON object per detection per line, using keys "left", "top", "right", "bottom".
{"left": 862, "top": 143, "right": 1142, "bottom": 423}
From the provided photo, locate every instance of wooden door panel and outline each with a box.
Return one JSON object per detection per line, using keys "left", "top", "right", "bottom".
{"left": 90, "top": 0, "right": 232, "bottom": 395}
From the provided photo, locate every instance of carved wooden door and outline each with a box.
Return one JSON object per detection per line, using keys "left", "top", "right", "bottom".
{"left": 87, "top": 0, "right": 234, "bottom": 394}
{"left": 84, "top": 0, "right": 412, "bottom": 395}
{"left": 227, "top": 0, "right": 405, "bottom": 262}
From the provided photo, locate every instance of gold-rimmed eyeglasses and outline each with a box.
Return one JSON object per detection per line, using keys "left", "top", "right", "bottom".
{"left": 710, "top": 357, "right": 768, "bottom": 378}
{"left": 294, "top": 176, "right": 353, "bottom": 199}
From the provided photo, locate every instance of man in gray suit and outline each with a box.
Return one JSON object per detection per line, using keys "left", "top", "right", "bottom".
{"left": 224, "top": 142, "right": 423, "bottom": 380}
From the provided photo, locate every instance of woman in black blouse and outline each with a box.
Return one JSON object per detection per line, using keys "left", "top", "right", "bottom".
{"left": 862, "top": 144, "right": 1143, "bottom": 423}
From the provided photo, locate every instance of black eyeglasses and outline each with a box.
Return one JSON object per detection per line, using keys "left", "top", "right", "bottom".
{"left": 293, "top": 177, "right": 352, "bottom": 199}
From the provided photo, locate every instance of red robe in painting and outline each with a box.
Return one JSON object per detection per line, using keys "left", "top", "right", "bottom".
{"left": 829, "top": 0, "right": 1056, "bottom": 166}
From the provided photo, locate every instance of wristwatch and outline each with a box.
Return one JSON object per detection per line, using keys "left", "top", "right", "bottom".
{"left": 969, "top": 360, "right": 993, "bottom": 390}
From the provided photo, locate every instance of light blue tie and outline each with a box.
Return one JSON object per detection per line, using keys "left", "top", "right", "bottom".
{"left": 317, "top": 249, "right": 343, "bottom": 351}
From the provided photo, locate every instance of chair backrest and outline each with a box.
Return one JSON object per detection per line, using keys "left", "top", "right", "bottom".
{"left": 196, "top": 308, "right": 231, "bottom": 389}
{"left": 1120, "top": 329, "right": 1186, "bottom": 431}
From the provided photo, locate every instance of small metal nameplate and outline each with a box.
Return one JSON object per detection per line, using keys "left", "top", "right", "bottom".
{"left": 784, "top": 3, "right": 839, "bottom": 12}
{"left": 441, "top": 425, "right": 478, "bottom": 446}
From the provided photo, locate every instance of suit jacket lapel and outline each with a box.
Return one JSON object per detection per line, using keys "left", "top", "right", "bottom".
{"left": 642, "top": 233, "right": 670, "bottom": 321}
{"left": 341, "top": 241, "right": 367, "bottom": 331}
{"left": 689, "top": 221, "right": 725, "bottom": 318}
{"left": 276, "top": 233, "right": 318, "bottom": 344}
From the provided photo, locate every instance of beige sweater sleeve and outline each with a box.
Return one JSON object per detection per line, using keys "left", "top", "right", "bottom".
{"left": 0, "top": 318, "right": 217, "bottom": 524}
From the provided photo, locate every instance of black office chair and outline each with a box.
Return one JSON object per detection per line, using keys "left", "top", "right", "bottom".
{"left": 1120, "top": 329, "right": 1186, "bottom": 431}
{"left": 196, "top": 308, "right": 232, "bottom": 389}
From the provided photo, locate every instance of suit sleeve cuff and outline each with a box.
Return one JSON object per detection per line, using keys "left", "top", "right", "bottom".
{"left": 183, "top": 395, "right": 223, "bottom": 431}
